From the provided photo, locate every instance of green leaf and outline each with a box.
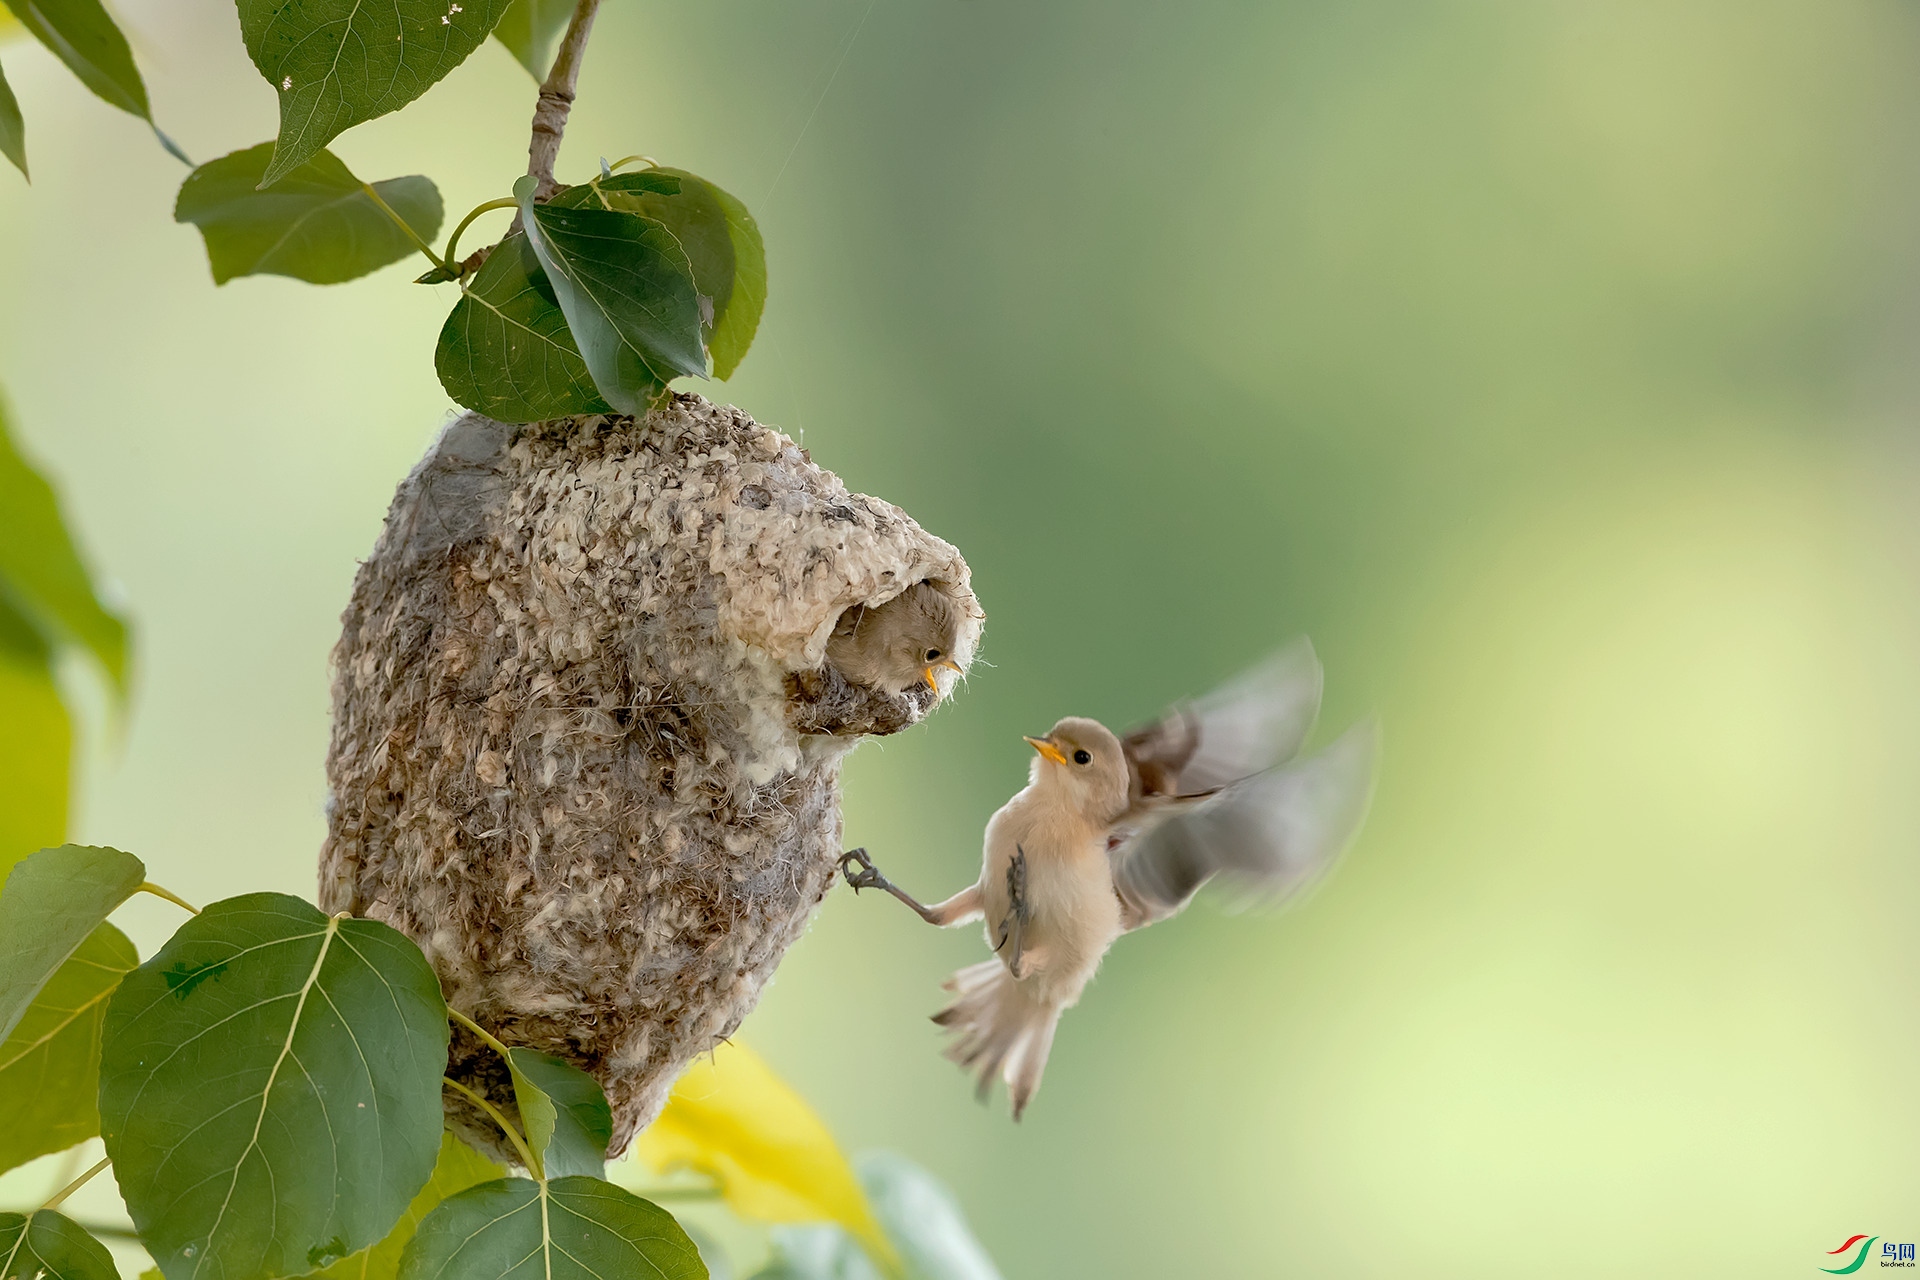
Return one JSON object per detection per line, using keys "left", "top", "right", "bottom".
{"left": 434, "top": 232, "right": 609, "bottom": 423}
{"left": 0, "top": 59, "right": 23, "bottom": 179}
{"left": 0, "top": 922, "right": 136, "bottom": 1176}
{"left": 176, "top": 144, "right": 443, "bottom": 286}
{"left": 0, "top": 639, "right": 66, "bottom": 881}
{"left": 239, "top": 0, "right": 512, "bottom": 188}
{"left": 855, "top": 1153, "right": 1001, "bottom": 1280}
{"left": 544, "top": 171, "right": 683, "bottom": 205}
{"left": 0, "top": 397, "right": 131, "bottom": 697}
{"left": 515, "top": 174, "right": 707, "bottom": 414}
{"left": 504, "top": 1048, "right": 611, "bottom": 1179}
{"left": 0, "top": 0, "right": 147, "bottom": 119}
{"left": 751, "top": 1230, "right": 872, "bottom": 1280}
{"left": 0, "top": 1210, "right": 117, "bottom": 1280}
{"left": 310, "top": 1134, "right": 504, "bottom": 1280}
{"left": 557, "top": 170, "right": 766, "bottom": 380}
{"left": 745, "top": 1154, "right": 1004, "bottom": 1280}
{"left": 397, "top": 1177, "right": 707, "bottom": 1280}
{"left": 490, "top": 0, "right": 571, "bottom": 79}
{"left": 0, "top": 844, "right": 143, "bottom": 1046}
{"left": 100, "top": 893, "right": 451, "bottom": 1280}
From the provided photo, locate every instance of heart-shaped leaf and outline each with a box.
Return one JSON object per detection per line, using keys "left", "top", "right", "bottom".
{"left": 490, "top": 0, "right": 571, "bottom": 79}
{"left": 397, "top": 1177, "right": 706, "bottom": 1280}
{"left": 0, "top": 845, "right": 143, "bottom": 1045}
{"left": 434, "top": 232, "right": 609, "bottom": 423}
{"left": 309, "top": 1134, "right": 504, "bottom": 1280}
{"left": 176, "top": 144, "right": 443, "bottom": 286}
{"left": 516, "top": 175, "right": 706, "bottom": 414}
{"left": 504, "top": 1047, "right": 611, "bottom": 1179}
{"left": 0, "top": 921, "right": 136, "bottom": 1176}
{"left": 0, "top": 61, "right": 23, "bottom": 178}
{"left": 239, "top": 0, "right": 511, "bottom": 188}
{"left": 0, "top": 1211, "right": 117, "bottom": 1280}
{"left": 0, "top": 0, "right": 146, "bottom": 119}
{"left": 0, "top": 397, "right": 131, "bottom": 698}
{"left": 556, "top": 170, "right": 765, "bottom": 380}
{"left": 100, "top": 893, "right": 450, "bottom": 1280}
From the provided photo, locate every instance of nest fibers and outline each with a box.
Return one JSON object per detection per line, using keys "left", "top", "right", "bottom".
{"left": 319, "top": 394, "right": 981, "bottom": 1159}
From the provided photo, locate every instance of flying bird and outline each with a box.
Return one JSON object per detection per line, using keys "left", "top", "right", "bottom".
{"left": 837, "top": 640, "right": 1375, "bottom": 1118}
{"left": 826, "top": 580, "right": 967, "bottom": 696}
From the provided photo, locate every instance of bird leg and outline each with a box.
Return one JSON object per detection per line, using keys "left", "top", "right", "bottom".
{"left": 838, "top": 848, "right": 945, "bottom": 924}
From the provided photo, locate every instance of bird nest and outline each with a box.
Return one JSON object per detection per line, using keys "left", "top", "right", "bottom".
{"left": 318, "top": 394, "right": 982, "bottom": 1159}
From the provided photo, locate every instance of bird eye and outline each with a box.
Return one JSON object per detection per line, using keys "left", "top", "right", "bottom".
{"left": 925, "top": 648, "right": 942, "bottom": 662}
{"left": 1072, "top": 749, "right": 1091, "bottom": 765}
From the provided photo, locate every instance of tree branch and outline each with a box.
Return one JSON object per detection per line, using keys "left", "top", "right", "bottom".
{"left": 527, "top": 0, "right": 604, "bottom": 200}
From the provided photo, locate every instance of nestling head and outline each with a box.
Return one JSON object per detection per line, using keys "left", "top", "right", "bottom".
{"left": 1024, "top": 716, "right": 1129, "bottom": 823}
{"left": 825, "top": 580, "right": 967, "bottom": 696}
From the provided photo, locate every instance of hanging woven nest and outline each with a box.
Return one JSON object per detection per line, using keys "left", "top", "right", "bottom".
{"left": 318, "top": 393, "right": 981, "bottom": 1159}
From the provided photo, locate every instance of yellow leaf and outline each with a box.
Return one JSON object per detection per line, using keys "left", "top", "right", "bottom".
{"left": 0, "top": 646, "right": 68, "bottom": 882}
{"left": 632, "top": 1042, "right": 902, "bottom": 1277}
{"left": 0, "top": 10, "right": 21, "bottom": 42}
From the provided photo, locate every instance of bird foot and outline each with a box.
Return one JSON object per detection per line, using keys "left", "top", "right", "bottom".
{"left": 838, "top": 847, "right": 892, "bottom": 894}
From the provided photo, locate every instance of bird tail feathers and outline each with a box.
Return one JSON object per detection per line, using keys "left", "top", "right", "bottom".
{"left": 932, "top": 959, "right": 1060, "bottom": 1120}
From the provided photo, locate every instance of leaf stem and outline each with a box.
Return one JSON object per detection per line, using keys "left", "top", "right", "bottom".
{"left": 443, "top": 1076, "right": 542, "bottom": 1179}
{"left": 138, "top": 882, "right": 199, "bottom": 914}
{"left": 361, "top": 182, "right": 451, "bottom": 272}
{"left": 448, "top": 1006, "right": 516, "bottom": 1061}
{"left": 445, "top": 1008, "right": 547, "bottom": 1179}
{"left": 526, "top": 0, "right": 604, "bottom": 200}
{"left": 605, "top": 155, "right": 657, "bottom": 173}
{"left": 442, "top": 198, "right": 520, "bottom": 272}
{"left": 40, "top": 1156, "right": 110, "bottom": 1212}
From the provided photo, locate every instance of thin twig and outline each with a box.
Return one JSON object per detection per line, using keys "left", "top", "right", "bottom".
{"left": 625, "top": 1184, "right": 723, "bottom": 1201}
{"left": 527, "top": 0, "right": 605, "bottom": 200}
{"left": 61, "top": 1221, "right": 142, "bottom": 1242}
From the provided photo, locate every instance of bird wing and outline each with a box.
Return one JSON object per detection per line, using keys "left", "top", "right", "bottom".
{"left": 1110, "top": 719, "right": 1377, "bottom": 931}
{"left": 1119, "top": 638, "right": 1324, "bottom": 809}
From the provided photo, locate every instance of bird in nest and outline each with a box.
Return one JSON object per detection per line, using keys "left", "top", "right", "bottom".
{"left": 826, "top": 580, "right": 967, "bottom": 696}
{"left": 838, "top": 639, "right": 1376, "bottom": 1118}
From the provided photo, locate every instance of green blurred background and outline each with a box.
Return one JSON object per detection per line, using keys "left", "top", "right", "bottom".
{"left": 4, "top": 0, "right": 1918, "bottom": 1273}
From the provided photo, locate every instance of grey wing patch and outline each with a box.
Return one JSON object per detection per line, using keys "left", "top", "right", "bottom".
{"left": 1112, "top": 719, "right": 1377, "bottom": 930}
{"left": 992, "top": 845, "right": 1031, "bottom": 977}
{"left": 1122, "top": 638, "right": 1325, "bottom": 802}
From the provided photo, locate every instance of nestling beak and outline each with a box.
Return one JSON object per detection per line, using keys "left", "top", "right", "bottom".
{"left": 1024, "top": 735, "right": 1069, "bottom": 766}
{"left": 922, "top": 658, "right": 964, "bottom": 691}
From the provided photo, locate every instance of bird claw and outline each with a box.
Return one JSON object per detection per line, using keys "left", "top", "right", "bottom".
{"left": 838, "top": 847, "right": 890, "bottom": 894}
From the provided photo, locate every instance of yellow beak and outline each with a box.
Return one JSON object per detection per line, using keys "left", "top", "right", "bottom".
{"left": 922, "top": 658, "right": 964, "bottom": 692}
{"left": 1024, "top": 735, "right": 1069, "bottom": 766}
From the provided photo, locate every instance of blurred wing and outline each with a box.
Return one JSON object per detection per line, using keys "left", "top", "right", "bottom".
{"left": 1121, "top": 638, "right": 1324, "bottom": 803}
{"left": 1111, "top": 719, "right": 1377, "bottom": 930}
